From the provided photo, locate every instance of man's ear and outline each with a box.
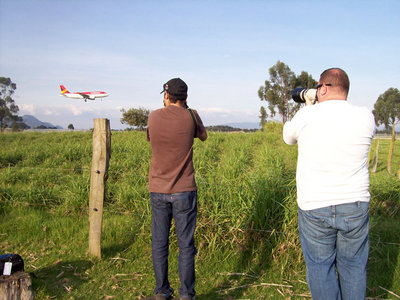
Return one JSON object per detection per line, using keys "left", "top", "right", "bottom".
{"left": 320, "top": 86, "right": 329, "bottom": 97}
{"left": 163, "top": 92, "right": 170, "bottom": 106}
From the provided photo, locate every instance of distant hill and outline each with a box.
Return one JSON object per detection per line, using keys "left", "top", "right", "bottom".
{"left": 22, "top": 115, "right": 63, "bottom": 129}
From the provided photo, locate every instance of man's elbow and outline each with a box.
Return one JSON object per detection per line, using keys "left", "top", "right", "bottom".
{"left": 283, "top": 136, "right": 296, "bottom": 145}
{"left": 198, "top": 130, "right": 207, "bottom": 141}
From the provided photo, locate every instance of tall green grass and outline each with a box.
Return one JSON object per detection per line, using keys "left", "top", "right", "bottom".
{"left": 0, "top": 124, "right": 399, "bottom": 299}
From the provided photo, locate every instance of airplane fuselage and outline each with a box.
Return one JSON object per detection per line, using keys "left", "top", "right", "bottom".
{"left": 59, "top": 85, "right": 108, "bottom": 101}
{"left": 60, "top": 92, "right": 109, "bottom": 100}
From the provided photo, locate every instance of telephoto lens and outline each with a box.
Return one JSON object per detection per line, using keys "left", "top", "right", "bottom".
{"left": 292, "top": 88, "right": 317, "bottom": 104}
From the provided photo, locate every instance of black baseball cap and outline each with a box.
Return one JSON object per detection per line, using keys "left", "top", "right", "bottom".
{"left": 160, "top": 78, "right": 188, "bottom": 99}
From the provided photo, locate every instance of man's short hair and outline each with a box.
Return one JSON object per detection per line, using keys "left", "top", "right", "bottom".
{"left": 320, "top": 68, "right": 350, "bottom": 96}
{"left": 168, "top": 93, "right": 187, "bottom": 103}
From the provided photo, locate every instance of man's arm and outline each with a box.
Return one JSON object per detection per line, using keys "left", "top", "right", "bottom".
{"left": 146, "top": 112, "right": 153, "bottom": 142}
{"left": 282, "top": 106, "right": 309, "bottom": 145}
{"left": 193, "top": 110, "right": 207, "bottom": 141}
{"left": 282, "top": 121, "right": 297, "bottom": 145}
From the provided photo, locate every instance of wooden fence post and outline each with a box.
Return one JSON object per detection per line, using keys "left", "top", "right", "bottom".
{"left": 371, "top": 139, "right": 379, "bottom": 173}
{"left": 89, "top": 118, "right": 111, "bottom": 258}
{"left": 0, "top": 272, "right": 34, "bottom": 300}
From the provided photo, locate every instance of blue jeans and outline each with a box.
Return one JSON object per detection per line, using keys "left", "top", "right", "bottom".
{"left": 151, "top": 191, "right": 197, "bottom": 299}
{"left": 298, "top": 202, "right": 369, "bottom": 300}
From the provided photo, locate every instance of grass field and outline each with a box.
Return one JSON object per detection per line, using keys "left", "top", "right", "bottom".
{"left": 0, "top": 123, "right": 399, "bottom": 299}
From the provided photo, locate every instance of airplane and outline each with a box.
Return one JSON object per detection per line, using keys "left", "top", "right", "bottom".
{"left": 60, "top": 85, "right": 109, "bottom": 102}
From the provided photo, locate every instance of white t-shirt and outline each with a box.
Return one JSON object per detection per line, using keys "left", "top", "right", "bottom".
{"left": 283, "top": 100, "right": 376, "bottom": 210}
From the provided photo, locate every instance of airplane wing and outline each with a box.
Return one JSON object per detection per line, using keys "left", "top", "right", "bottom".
{"left": 78, "top": 93, "right": 90, "bottom": 99}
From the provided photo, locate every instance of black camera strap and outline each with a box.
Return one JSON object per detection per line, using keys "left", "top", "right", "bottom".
{"left": 187, "top": 108, "right": 198, "bottom": 137}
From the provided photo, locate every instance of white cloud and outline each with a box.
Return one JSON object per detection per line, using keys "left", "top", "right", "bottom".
{"left": 27, "top": 103, "right": 124, "bottom": 129}
{"left": 66, "top": 104, "right": 97, "bottom": 116}
{"left": 18, "top": 102, "right": 260, "bottom": 129}
{"left": 43, "top": 109, "right": 59, "bottom": 116}
{"left": 197, "top": 106, "right": 259, "bottom": 126}
{"left": 19, "top": 104, "right": 35, "bottom": 115}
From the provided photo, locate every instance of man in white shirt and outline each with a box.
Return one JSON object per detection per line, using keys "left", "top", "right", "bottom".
{"left": 283, "top": 68, "right": 376, "bottom": 300}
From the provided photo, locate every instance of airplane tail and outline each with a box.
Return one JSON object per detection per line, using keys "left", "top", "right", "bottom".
{"left": 60, "top": 85, "right": 70, "bottom": 94}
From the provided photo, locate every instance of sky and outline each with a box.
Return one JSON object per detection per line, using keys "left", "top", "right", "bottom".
{"left": 1, "top": 0, "right": 399, "bottom": 130}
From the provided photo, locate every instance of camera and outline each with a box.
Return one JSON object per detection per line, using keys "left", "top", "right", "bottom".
{"left": 292, "top": 88, "right": 318, "bottom": 104}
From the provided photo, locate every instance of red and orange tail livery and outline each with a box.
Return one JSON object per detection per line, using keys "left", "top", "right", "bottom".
{"left": 60, "top": 85, "right": 69, "bottom": 94}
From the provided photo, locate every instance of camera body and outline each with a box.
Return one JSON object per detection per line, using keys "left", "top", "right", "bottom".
{"left": 292, "top": 87, "right": 318, "bottom": 104}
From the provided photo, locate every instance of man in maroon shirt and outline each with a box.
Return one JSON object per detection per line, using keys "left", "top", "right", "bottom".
{"left": 147, "top": 78, "right": 207, "bottom": 300}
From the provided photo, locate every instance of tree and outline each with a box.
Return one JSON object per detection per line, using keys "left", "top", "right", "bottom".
{"left": 259, "top": 106, "right": 267, "bottom": 129}
{"left": 120, "top": 107, "right": 150, "bottom": 130}
{"left": 68, "top": 124, "right": 75, "bottom": 130}
{"left": 0, "top": 77, "right": 21, "bottom": 132}
{"left": 291, "top": 71, "right": 318, "bottom": 118}
{"left": 10, "top": 121, "right": 29, "bottom": 132}
{"left": 373, "top": 87, "right": 400, "bottom": 173}
{"left": 258, "top": 61, "right": 295, "bottom": 123}
{"left": 295, "top": 71, "right": 318, "bottom": 88}
{"left": 258, "top": 61, "right": 317, "bottom": 123}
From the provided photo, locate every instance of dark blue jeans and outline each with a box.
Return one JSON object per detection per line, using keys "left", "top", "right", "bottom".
{"left": 298, "top": 201, "right": 369, "bottom": 300}
{"left": 151, "top": 191, "right": 197, "bottom": 299}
